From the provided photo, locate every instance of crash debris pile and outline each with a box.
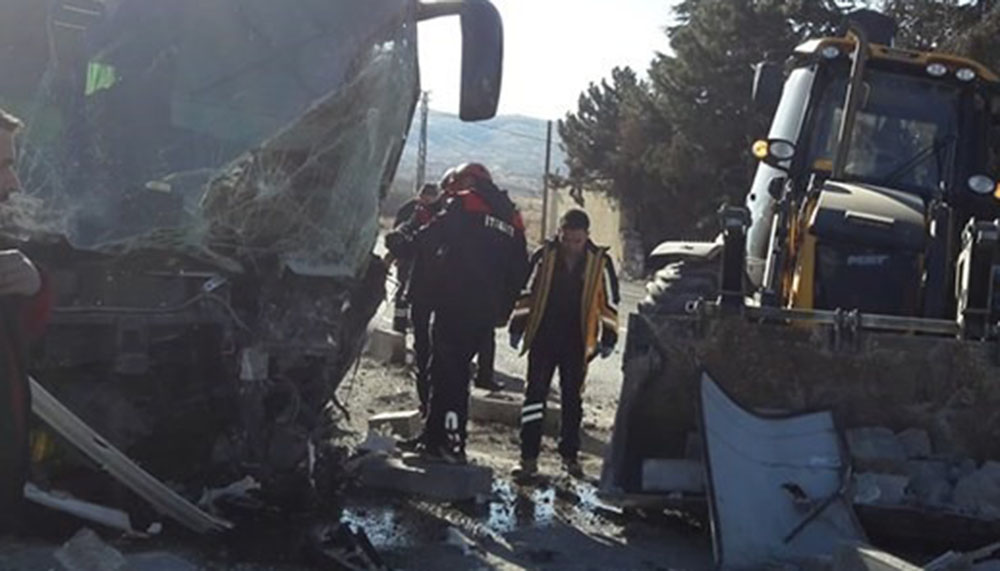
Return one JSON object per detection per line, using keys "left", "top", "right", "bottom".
{"left": 634, "top": 374, "right": 1000, "bottom": 570}
{"left": 846, "top": 426, "right": 1000, "bottom": 518}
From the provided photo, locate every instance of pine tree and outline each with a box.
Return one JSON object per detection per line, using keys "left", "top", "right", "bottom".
{"left": 559, "top": 0, "right": 996, "bottom": 253}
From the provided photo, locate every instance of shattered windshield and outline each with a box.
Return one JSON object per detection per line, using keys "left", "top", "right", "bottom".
{"left": 807, "top": 71, "right": 961, "bottom": 195}
{"left": 0, "top": 0, "right": 417, "bottom": 276}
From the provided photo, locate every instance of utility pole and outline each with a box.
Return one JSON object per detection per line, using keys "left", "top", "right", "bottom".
{"left": 416, "top": 91, "right": 430, "bottom": 188}
{"left": 540, "top": 120, "right": 553, "bottom": 241}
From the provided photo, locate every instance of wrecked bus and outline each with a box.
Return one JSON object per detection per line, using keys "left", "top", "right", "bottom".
{"left": 0, "top": 0, "right": 501, "bottom": 535}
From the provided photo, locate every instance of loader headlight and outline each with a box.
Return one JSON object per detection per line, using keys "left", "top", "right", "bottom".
{"left": 769, "top": 140, "right": 796, "bottom": 161}
{"left": 821, "top": 45, "right": 841, "bottom": 60}
{"left": 957, "top": 68, "right": 977, "bottom": 82}
{"left": 968, "top": 174, "right": 996, "bottom": 195}
{"left": 926, "top": 63, "right": 948, "bottom": 77}
{"left": 752, "top": 139, "right": 796, "bottom": 170}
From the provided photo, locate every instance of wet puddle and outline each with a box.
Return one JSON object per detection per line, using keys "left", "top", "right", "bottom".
{"left": 343, "top": 477, "right": 619, "bottom": 550}
{"left": 485, "top": 479, "right": 557, "bottom": 533}
{"left": 341, "top": 504, "right": 438, "bottom": 549}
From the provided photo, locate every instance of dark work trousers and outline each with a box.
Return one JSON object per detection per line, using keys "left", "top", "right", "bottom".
{"left": 474, "top": 330, "right": 496, "bottom": 386}
{"left": 424, "top": 310, "right": 492, "bottom": 455}
{"left": 410, "top": 300, "right": 432, "bottom": 412}
{"left": 0, "top": 310, "right": 28, "bottom": 532}
{"left": 519, "top": 336, "right": 585, "bottom": 461}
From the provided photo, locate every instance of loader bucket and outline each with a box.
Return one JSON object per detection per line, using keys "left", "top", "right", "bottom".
{"left": 601, "top": 309, "right": 1000, "bottom": 501}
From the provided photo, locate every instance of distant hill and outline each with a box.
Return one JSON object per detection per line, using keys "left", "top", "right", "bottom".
{"left": 394, "top": 110, "right": 567, "bottom": 197}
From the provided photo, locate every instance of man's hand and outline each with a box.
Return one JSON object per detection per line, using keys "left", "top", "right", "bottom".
{"left": 384, "top": 231, "right": 407, "bottom": 255}
{"left": 598, "top": 344, "right": 615, "bottom": 359}
{"left": 0, "top": 250, "right": 39, "bottom": 297}
{"left": 509, "top": 331, "right": 523, "bottom": 350}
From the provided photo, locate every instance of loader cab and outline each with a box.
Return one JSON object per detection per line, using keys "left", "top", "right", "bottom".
{"left": 746, "top": 35, "right": 1000, "bottom": 319}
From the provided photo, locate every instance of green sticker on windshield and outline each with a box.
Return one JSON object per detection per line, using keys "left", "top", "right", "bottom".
{"left": 85, "top": 62, "right": 117, "bottom": 96}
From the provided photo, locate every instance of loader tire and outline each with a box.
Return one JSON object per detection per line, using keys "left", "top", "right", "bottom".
{"left": 640, "top": 258, "right": 719, "bottom": 315}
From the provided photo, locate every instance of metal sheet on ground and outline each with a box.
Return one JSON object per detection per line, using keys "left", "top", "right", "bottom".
{"left": 700, "top": 372, "right": 865, "bottom": 569}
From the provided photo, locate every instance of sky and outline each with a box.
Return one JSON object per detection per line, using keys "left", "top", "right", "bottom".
{"left": 417, "top": 1, "right": 677, "bottom": 120}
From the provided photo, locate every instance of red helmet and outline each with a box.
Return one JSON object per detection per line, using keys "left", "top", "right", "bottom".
{"left": 438, "top": 167, "right": 456, "bottom": 190}
{"left": 452, "top": 162, "right": 492, "bottom": 188}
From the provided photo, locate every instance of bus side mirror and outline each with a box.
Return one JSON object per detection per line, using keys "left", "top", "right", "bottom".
{"left": 459, "top": 0, "right": 503, "bottom": 121}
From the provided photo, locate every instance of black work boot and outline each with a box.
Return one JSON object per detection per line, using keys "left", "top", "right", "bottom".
{"left": 512, "top": 457, "right": 539, "bottom": 481}
{"left": 473, "top": 374, "right": 504, "bottom": 392}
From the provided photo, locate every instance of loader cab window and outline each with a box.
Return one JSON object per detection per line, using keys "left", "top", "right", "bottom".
{"left": 768, "top": 67, "right": 816, "bottom": 142}
{"left": 807, "top": 71, "right": 961, "bottom": 196}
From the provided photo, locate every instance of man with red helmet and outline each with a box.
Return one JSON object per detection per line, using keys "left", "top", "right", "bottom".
{"left": 447, "top": 164, "right": 503, "bottom": 392}
{"left": 386, "top": 162, "right": 528, "bottom": 463}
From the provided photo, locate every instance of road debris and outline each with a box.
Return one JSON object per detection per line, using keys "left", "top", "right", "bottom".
{"left": 832, "top": 541, "right": 921, "bottom": 571}
{"left": 700, "top": 372, "right": 865, "bottom": 568}
{"left": 197, "top": 476, "right": 262, "bottom": 517}
{"left": 53, "top": 528, "right": 126, "bottom": 571}
{"left": 368, "top": 410, "right": 423, "bottom": 440}
{"left": 358, "top": 453, "right": 493, "bottom": 502}
{"left": 311, "top": 522, "right": 388, "bottom": 571}
{"left": 365, "top": 328, "right": 407, "bottom": 365}
{"left": 30, "top": 376, "right": 232, "bottom": 534}
{"left": 23, "top": 484, "right": 158, "bottom": 537}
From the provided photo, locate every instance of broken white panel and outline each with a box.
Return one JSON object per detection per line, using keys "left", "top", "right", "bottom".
{"left": 197, "top": 476, "right": 262, "bottom": 516}
{"left": 700, "top": 372, "right": 866, "bottom": 570}
{"left": 23, "top": 483, "right": 157, "bottom": 536}
{"left": 30, "top": 377, "right": 232, "bottom": 534}
{"left": 832, "top": 542, "right": 922, "bottom": 571}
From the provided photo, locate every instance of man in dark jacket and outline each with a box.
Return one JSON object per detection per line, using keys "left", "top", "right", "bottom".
{"left": 439, "top": 168, "right": 503, "bottom": 392}
{"left": 386, "top": 163, "right": 528, "bottom": 463}
{"left": 394, "top": 183, "right": 442, "bottom": 413}
{"left": 391, "top": 183, "right": 439, "bottom": 334}
{"left": 0, "top": 108, "right": 52, "bottom": 532}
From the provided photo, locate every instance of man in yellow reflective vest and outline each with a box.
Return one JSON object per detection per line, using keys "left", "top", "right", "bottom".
{"left": 508, "top": 208, "right": 619, "bottom": 478}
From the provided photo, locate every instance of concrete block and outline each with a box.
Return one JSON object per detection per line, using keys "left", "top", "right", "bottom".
{"left": 359, "top": 454, "right": 492, "bottom": 502}
{"left": 846, "top": 427, "right": 907, "bottom": 472}
{"left": 905, "top": 460, "right": 952, "bottom": 506}
{"left": 853, "top": 473, "right": 909, "bottom": 506}
{"left": 579, "top": 430, "right": 608, "bottom": 458}
{"left": 468, "top": 390, "right": 560, "bottom": 436}
{"left": 365, "top": 328, "right": 406, "bottom": 364}
{"left": 896, "top": 428, "right": 932, "bottom": 459}
{"left": 55, "top": 528, "right": 126, "bottom": 571}
{"left": 950, "top": 458, "right": 978, "bottom": 484}
{"left": 357, "top": 432, "right": 397, "bottom": 455}
{"left": 368, "top": 410, "right": 422, "bottom": 439}
{"left": 954, "top": 461, "right": 1000, "bottom": 518}
{"left": 833, "top": 542, "right": 921, "bottom": 571}
{"left": 640, "top": 459, "right": 704, "bottom": 493}
{"left": 126, "top": 553, "right": 199, "bottom": 571}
